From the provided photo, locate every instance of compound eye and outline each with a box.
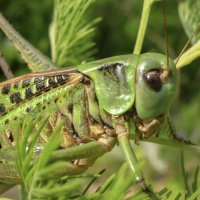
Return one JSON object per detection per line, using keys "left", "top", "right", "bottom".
{"left": 144, "top": 70, "right": 162, "bottom": 92}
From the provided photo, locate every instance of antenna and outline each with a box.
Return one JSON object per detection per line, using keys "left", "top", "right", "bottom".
{"left": 159, "top": 0, "right": 170, "bottom": 83}
{"left": 176, "top": 24, "right": 200, "bottom": 65}
{"left": 162, "top": 0, "right": 169, "bottom": 67}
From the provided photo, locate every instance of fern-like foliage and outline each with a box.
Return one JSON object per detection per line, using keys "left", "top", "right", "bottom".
{"left": 50, "top": 0, "right": 100, "bottom": 67}
{"left": 14, "top": 116, "right": 96, "bottom": 199}
{"left": 15, "top": 116, "right": 75, "bottom": 199}
{"left": 154, "top": 153, "right": 200, "bottom": 200}
{"left": 13, "top": 116, "right": 150, "bottom": 200}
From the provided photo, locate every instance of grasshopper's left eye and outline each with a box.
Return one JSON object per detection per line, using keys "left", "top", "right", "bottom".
{"left": 144, "top": 69, "right": 161, "bottom": 92}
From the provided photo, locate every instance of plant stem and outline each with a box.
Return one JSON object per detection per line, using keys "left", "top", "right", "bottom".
{"left": 133, "top": 0, "right": 161, "bottom": 54}
{"left": 176, "top": 40, "right": 200, "bottom": 68}
{"left": 0, "top": 53, "right": 14, "bottom": 79}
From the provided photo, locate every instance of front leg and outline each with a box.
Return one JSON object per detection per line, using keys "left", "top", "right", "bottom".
{"left": 112, "top": 116, "right": 156, "bottom": 197}
{"left": 134, "top": 114, "right": 166, "bottom": 144}
{"left": 138, "top": 118, "right": 160, "bottom": 139}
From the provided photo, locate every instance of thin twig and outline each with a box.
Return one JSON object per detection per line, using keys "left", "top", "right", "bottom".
{"left": 0, "top": 53, "right": 14, "bottom": 79}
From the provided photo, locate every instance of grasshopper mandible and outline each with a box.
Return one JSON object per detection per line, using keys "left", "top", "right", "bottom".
{"left": 0, "top": 7, "right": 177, "bottom": 194}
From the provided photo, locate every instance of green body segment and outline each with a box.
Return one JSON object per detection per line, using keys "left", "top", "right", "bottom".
{"left": 0, "top": 71, "right": 70, "bottom": 118}
{"left": 0, "top": 72, "right": 84, "bottom": 148}
{"left": 77, "top": 55, "right": 138, "bottom": 115}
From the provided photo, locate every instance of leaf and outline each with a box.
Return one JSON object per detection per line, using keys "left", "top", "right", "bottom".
{"left": 176, "top": 0, "right": 200, "bottom": 68}
{"left": 176, "top": 40, "right": 200, "bottom": 68}
{"left": 178, "top": 0, "right": 200, "bottom": 45}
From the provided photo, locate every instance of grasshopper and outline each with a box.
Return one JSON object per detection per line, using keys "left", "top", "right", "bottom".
{"left": 0, "top": 7, "right": 178, "bottom": 195}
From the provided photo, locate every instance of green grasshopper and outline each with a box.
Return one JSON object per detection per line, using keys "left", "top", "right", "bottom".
{"left": 0, "top": 10, "right": 177, "bottom": 194}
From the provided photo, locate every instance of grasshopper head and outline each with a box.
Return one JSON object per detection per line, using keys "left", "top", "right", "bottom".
{"left": 135, "top": 53, "right": 177, "bottom": 121}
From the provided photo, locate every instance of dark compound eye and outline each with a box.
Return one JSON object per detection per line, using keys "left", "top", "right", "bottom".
{"left": 144, "top": 69, "right": 162, "bottom": 92}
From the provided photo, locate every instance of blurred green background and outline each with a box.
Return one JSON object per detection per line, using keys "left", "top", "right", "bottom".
{"left": 0, "top": 0, "right": 199, "bottom": 198}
